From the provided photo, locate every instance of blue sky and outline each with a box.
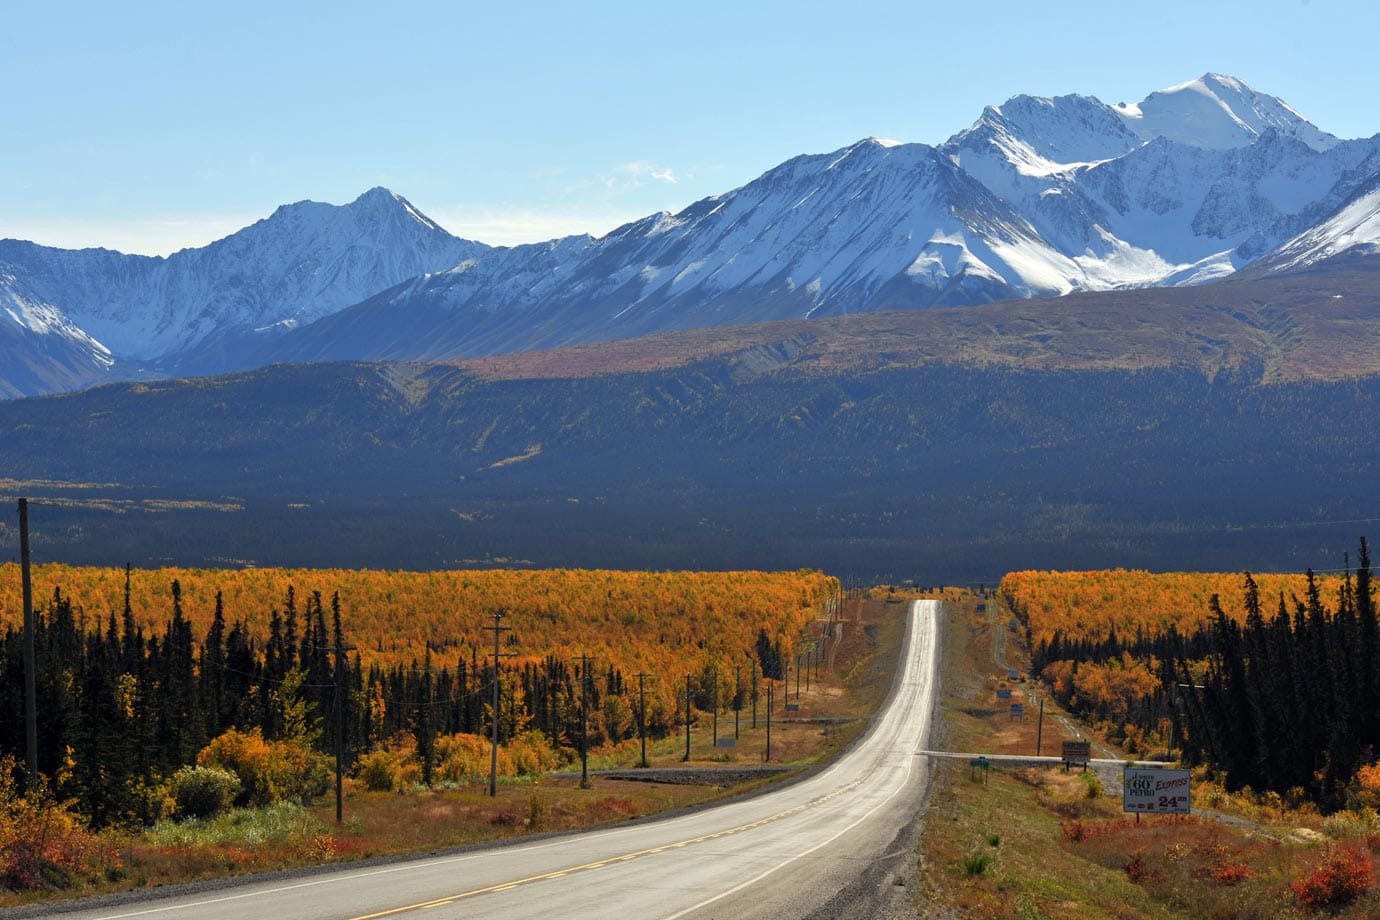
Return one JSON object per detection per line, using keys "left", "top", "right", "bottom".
{"left": 3, "top": 0, "right": 1376, "bottom": 254}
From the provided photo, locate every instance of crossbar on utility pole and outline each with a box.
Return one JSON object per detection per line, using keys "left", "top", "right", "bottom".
{"left": 485, "top": 611, "right": 512, "bottom": 797}
{"left": 18, "top": 500, "right": 37, "bottom": 787}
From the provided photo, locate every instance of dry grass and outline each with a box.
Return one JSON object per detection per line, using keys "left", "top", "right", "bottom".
{"left": 916, "top": 591, "right": 1380, "bottom": 919}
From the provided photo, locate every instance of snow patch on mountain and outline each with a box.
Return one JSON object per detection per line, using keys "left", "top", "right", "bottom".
{"left": 1256, "top": 183, "right": 1380, "bottom": 273}
{"left": 0, "top": 280, "right": 114, "bottom": 369}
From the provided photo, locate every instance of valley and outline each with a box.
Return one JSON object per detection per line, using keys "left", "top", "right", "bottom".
{"left": 5, "top": 55, "right": 1380, "bottom": 919}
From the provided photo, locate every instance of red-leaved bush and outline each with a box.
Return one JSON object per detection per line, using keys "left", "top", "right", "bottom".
{"left": 1290, "top": 844, "right": 1373, "bottom": 910}
{"left": 1123, "top": 852, "right": 1151, "bottom": 882}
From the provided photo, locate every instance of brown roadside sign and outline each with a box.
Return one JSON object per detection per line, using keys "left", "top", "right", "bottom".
{"left": 1062, "top": 740, "right": 1091, "bottom": 766}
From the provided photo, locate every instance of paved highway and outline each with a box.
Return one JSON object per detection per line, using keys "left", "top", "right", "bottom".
{"left": 45, "top": 600, "right": 940, "bottom": 920}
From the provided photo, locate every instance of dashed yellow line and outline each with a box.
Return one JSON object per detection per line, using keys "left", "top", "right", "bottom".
{"left": 347, "top": 777, "right": 866, "bottom": 920}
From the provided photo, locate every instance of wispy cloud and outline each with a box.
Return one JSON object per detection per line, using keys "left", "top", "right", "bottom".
{"left": 602, "top": 161, "right": 679, "bottom": 191}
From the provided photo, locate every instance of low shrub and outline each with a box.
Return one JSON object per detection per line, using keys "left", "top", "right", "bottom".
{"left": 197, "top": 728, "right": 330, "bottom": 807}
{"left": 356, "top": 750, "right": 397, "bottom": 793}
{"left": 0, "top": 756, "right": 112, "bottom": 891}
{"left": 146, "top": 801, "right": 321, "bottom": 849}
{"left": 961, "top": 850, "right": 992, "bottom": 877}
{"left": 1290, "top": 844, "right": 1373, "bottom": 911}
{"left": 169, "top": 766, "right": 240, "bottom": 820}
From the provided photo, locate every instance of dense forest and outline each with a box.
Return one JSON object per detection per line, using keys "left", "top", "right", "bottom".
{"left": 0, "top": 567, "right": 836, "bottom": 828}
{"left": 1008, "top": 543, "right": 1380, "bottom": 810}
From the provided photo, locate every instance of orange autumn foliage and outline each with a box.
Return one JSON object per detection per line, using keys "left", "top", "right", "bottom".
{"left": 1000, "top": 568, "right": 1346, "bottom": 647}
{"left": 0, "top": 566, "right": 837, "bottom": 707}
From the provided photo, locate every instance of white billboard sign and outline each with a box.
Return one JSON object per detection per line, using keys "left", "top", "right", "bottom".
{"left": 1123, "top": 768, "right": 1191, "bottom": 814}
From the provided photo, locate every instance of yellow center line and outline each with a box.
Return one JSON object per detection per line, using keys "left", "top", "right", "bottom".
{"left": 348, "top": 777, "right": 867, "bottom": 920}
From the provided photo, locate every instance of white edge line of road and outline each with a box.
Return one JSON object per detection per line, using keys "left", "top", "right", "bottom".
{"left": 660, "top": 600, "right": 937, "bottom": 920}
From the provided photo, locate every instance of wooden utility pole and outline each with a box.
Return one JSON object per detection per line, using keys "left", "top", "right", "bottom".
{"left": 329, "top": 643, "right": 357, "bottom": 823}
{"left": 750, "top": 658, "right": 757, "bottom": 728}
{"left": 734, "top": 665, "right": 741, "bottom": 740}
{"left": 485, "top": 611, "right": 511, "bottom": 797}
{"left": 19, "top": 499, "right": 37, "bottom": 787}
{"left": 577, "top": 653, "right": 594, "bottom": 786}
{"left": 711, "top": 670, "right": 718, "bottom": 747}
{"left": 765, "top": 681, "right": 773, "bottom": 763}
{"left": 683, "top": 674, "right": 692, "bottom": 762}
{"left": 636, "top": 672, "right": 649, "bottom": 768}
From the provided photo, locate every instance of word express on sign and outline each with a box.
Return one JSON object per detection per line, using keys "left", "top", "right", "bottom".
{"left": 1123, "top": 768, "right": 1191, "bottom": 814}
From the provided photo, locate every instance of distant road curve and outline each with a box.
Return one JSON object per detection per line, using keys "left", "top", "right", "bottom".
{"left": 43, "top": 600, "right": 941, "bottom": 920}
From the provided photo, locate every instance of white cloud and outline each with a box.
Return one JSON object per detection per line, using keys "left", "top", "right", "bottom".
{"left": 602, "top": 161, "right": 679, "bottom": 191}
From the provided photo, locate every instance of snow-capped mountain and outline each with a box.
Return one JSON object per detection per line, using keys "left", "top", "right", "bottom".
{"left": 0, "top": 188, "right": 484, "bottom": 393}
{"left": 271, "top": 138, "right": 1095, "bottom": 363}
{"left": 942, "top": 76, "right": 1376, "bottom": 286}
{"left": 270, "top": 75, "right": 1378, "bottom": 366}
{"left": 4, "top": 73, "right": 1380, "bottom": 397}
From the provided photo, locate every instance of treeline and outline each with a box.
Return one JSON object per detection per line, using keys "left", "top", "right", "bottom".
{"left": 1005, "top": 568, "right": 1346, "bottom": 649}
{"left": 1, "top": 570, "right": 834, "bottom": 827}
{"left": 1173, "top": 544, "right": 1380, "bottom": 810}
{"left": 1019, "top": 541, "right": 1380, "bottom": 811}
{"left": 0, "top": 565, "right": 834, "bottom": 672}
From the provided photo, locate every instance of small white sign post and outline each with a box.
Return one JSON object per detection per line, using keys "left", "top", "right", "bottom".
{"left": 1123, "top": 768, "right": 1191, "bottom": 814}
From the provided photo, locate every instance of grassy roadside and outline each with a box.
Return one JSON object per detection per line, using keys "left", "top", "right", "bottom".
{"left": 1, "top": 597, "right": 905, "bottom": 909}
{"left": 914, "top": 593, "right": 1380, "bottom": 919}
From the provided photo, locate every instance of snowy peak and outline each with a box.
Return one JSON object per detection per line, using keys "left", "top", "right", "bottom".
{"left": 246, "top": 186, "right": 454, "bottom": 250}
{"left": 947, "top": 93, "right": 1143, "bottom": 173}
{"left": 348, "top": 186, "right": 448, "bottom": 234}
{"left": 1114, "top": 73, "right": 1338, "bottom": 152}
{"left": 0, "top": 188, "right": 485, "bottom": 366}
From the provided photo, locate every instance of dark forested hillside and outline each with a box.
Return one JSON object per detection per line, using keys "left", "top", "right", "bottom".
{"left": 1, "top": 352, "right": 1377, "bottom": 582}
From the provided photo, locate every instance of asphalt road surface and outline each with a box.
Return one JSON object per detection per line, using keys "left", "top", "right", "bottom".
{"left": 44, "top": 600, "right": 941, "bottom": 920}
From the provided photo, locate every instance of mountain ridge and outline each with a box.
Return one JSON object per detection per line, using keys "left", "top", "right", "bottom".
{"left": 5, "top": 73, "right": 1380, "bottom": 398}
